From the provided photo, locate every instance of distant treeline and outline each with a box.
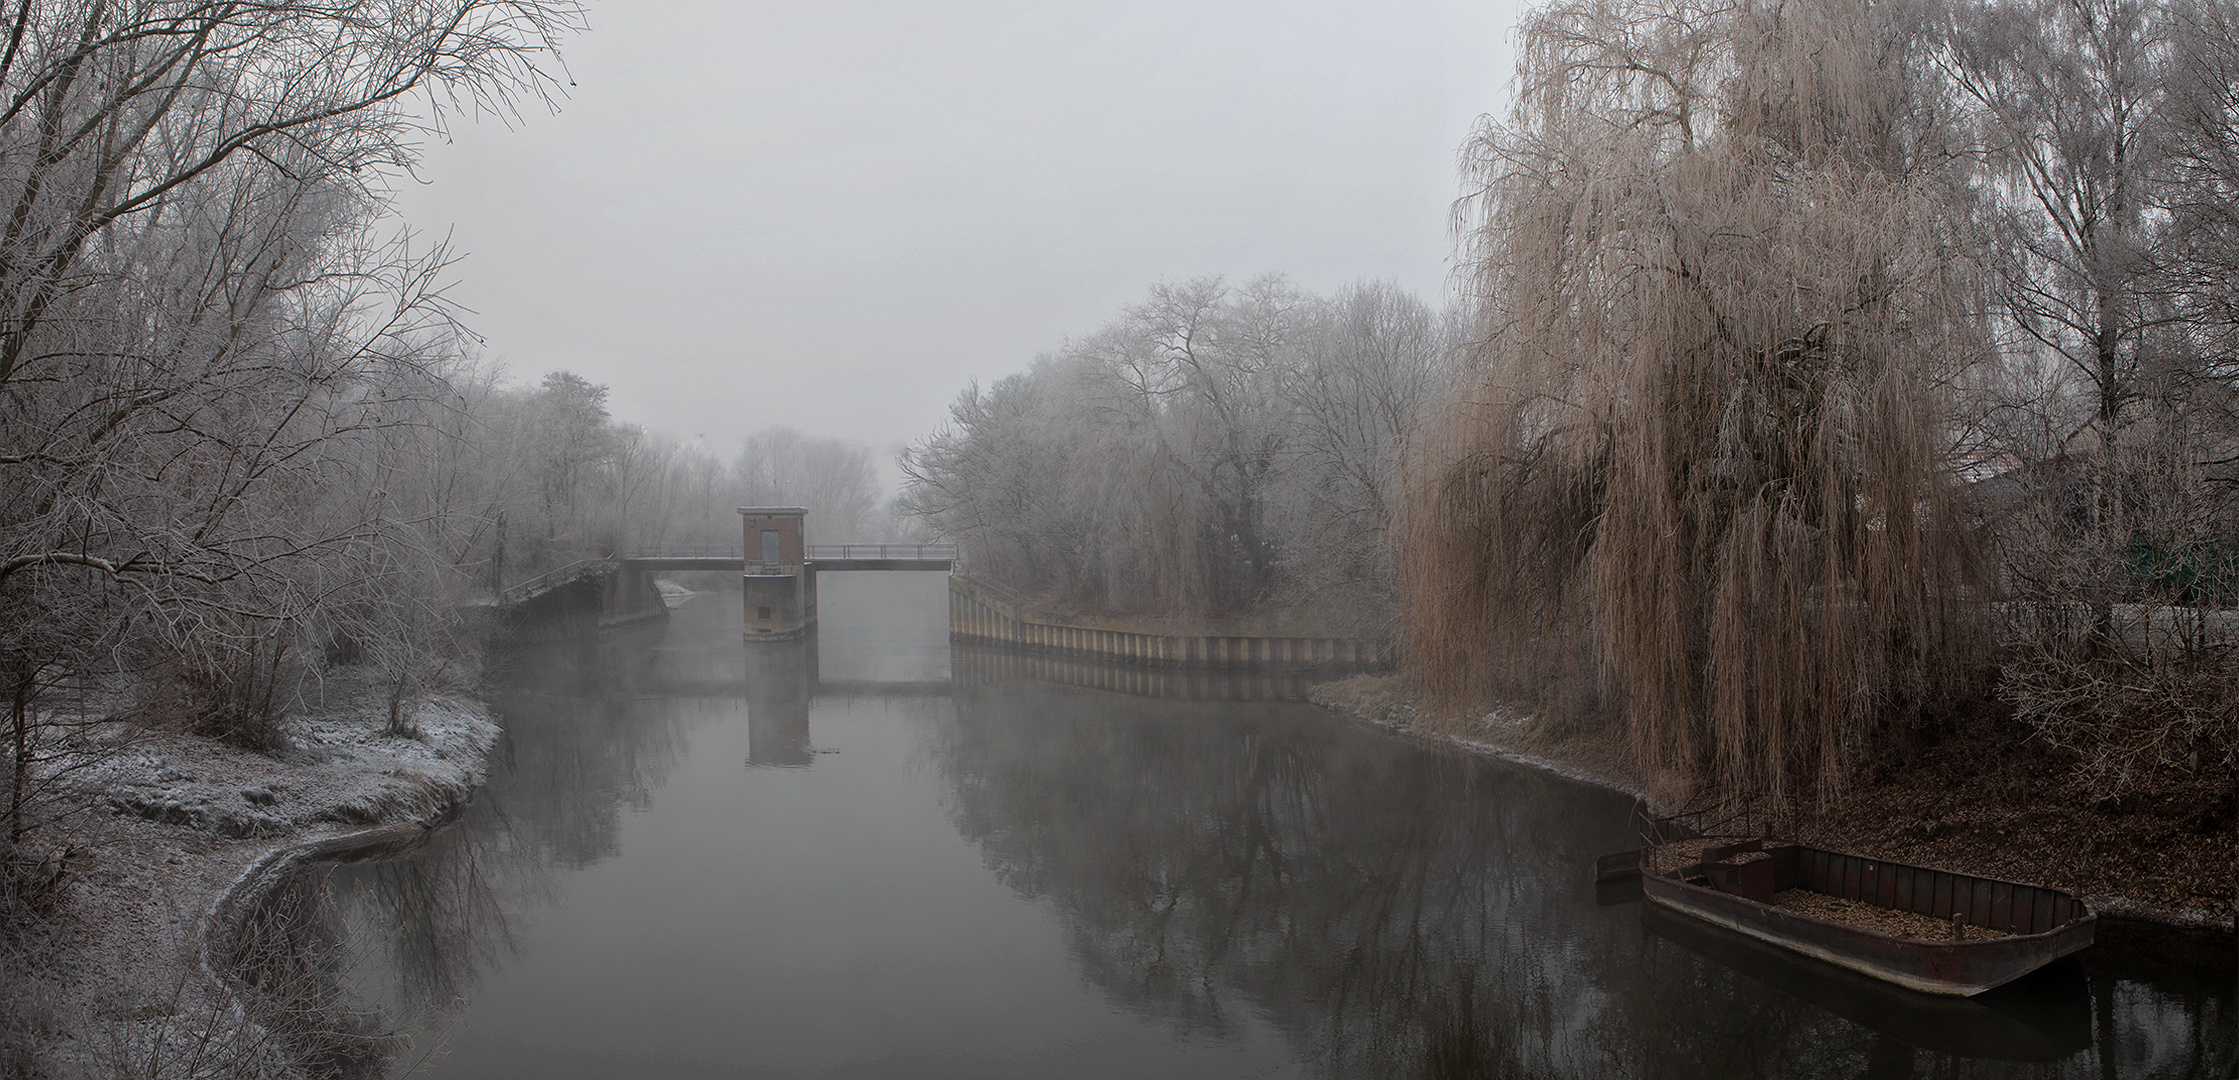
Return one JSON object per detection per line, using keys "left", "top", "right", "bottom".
{"left": 901, "top": 277, "right": 1454, "bottom": 635}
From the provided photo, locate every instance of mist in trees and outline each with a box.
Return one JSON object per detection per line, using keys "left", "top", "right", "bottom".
{"left": 732, "top": 426, "right": 884, "bottom": 544}
{"left": 900, "top": 276, "right": 1455, "bottom": 633}
{"left": 1404, "top": 0, "right": 2239, "bottom": 808}
{"left": 0, "top": 0, "right": 909, "bottom": 887}
{"left": 0, "top": 0, "right": 584, "bottom": 877}
{"left": 405, "top": 382, "right": 898, "bottom": 581}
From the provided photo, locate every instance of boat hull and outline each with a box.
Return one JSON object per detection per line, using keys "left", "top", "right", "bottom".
{"left": 1642, "top": 843, "right": 2096, "bottom": 997}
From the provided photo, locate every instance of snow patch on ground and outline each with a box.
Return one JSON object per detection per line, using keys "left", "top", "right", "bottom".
{"left": 16, "top": 671, "right": 501, "bottom": 1079}
{"left": 57, "top": 691, "right": 496, "bottom": 840}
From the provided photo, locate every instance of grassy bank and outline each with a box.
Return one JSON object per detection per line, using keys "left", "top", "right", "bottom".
{"left": 2, "top": 671, "right": 500, "bottom": 1079}
{"left": 1310, "top": 675, "right": 2235, "bottom": 933}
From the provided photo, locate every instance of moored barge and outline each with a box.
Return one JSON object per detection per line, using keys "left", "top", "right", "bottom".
{"left": 1640, "top": 839, "right": 2095, "bottom": 996}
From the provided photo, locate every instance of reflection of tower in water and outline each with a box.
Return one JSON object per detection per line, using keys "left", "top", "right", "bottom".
{"left": 743, "top": 637, "right": 816, "bottom": 768}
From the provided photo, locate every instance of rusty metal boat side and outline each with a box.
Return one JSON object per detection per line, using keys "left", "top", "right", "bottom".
{"left": 1640, "top": 842, "right": 2096, "bottom": 997}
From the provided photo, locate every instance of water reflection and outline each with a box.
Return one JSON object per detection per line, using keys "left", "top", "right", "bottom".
{"left": 928, "top": 678, "right": 2234, "bottom": 1078}
{"left": 932, "top": 680, "right": 1638, "bottom": 1077}
{"left": 953, "top": 641, "right": 1331, "bottom": 701}
{"left": 259, "top": 587, "right": 2233, "bottom": 1079}
{"left": 744, "top": 640, "right": 814, "bottom": 768}
{"left": 1638, "top": 904, "right": 2091, "bottom": 1061}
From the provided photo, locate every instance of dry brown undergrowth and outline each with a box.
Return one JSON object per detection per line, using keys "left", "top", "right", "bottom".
{"left": 1311, "top": 675, "right": 2233, "bottom": 927}
{"left": 1790, "top": 718, "right": 2235, "bottom": 927}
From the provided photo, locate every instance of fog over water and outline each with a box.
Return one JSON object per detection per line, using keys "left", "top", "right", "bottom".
{"left": 257, "top": 580, "right": 2234, "bottom": 1078}
{"left": 8, "top": 3, "right": 2236, "bottom": 1076}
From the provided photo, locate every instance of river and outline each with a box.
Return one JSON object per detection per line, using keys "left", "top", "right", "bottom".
{"left": 247, "top": 574, "right": 2234, "bottom": 1078}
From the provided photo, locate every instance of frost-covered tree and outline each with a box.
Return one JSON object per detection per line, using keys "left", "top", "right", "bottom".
{"left": 1966, "top": 0, "right": 2239, "bottom": 792}
{"left": 733, "top": 426, "right": 885, "bottom": 543}
{"left": 1273, "top": 283, "right": 1457, "bottom": 620}
{"left": 0, "top": 0, "right": 582, "bottom": 857}
{"left": 903, "top": 277, "right": 1451, "bottom": 630}
{"left": 1403, "top": 0, "right": 1991, "bottom": 805}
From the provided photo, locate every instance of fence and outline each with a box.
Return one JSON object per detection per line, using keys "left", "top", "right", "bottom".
{"left": 603, "top": 544, "right": 959, "bottom": 562}
{"left": 499, "top": 557, "right": 614, "bottom": 603}
{"left": 806, "top": 544, "right": 958, "bottom": 561}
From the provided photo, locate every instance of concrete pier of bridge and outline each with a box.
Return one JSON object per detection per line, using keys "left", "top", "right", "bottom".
{"left": 735, "top": 507, "right": 959, "bottom": 641}
{"left": 741, "top": 507, "right": 812, "bottom": 638}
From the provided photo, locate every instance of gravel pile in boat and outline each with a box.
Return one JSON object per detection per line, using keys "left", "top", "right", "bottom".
{"left": 1771, "top": 888, "right": 2011, "bottom": 940}
{"left": 1646, "top": 840, "right": 1727, "bottom": 876}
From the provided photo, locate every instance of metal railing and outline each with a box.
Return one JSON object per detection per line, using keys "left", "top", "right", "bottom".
{"left": 953, "top": 570, "right": 1030, "bottom": 609}
{"left": 610, "top": 544, "right": 960, "bottom": 563}
{"left": 805, "top": 544, "right": 959, "bottom": 561}
{"left": 620, "top": 545, "right": 746, "bottom": 560}
{"left": 500, "top": 556, "right": 616, "bottom": 602}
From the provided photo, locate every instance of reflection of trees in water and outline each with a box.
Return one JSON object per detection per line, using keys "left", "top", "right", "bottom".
{"left": 2076, "top": 927, "right": 2237, "bottom": 1079}
{"left": 328, "top": 824, "right": 516, "bottom": 1021}
{"left": 480, "top": 635, "right": 699, "bottom": 868}
{"left": 1606, "top": 922, "right": 1869, "bottom": 1077}
{"left": 934, "top": 682, "right": 1642, "bottom": 1077}
{"left": 232, "top": 873, "right": 405, "bottom": 1080}
{"left": 932, "top": 682, "right": 2233, "bottom": 1080}
{"left": 281, "top": 629, "right": 726, "bottom": 1074}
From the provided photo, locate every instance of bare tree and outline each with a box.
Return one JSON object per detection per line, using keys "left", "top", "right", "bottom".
{"left": 903, "top": 277, "right": 1452, "bottom": 630}
{"left": 733, "top": 426, "right": 884, "bottom": 543}
{"left": 1972, "top": 0, "right": 2239, "bottom": 794}
{"left": 1943, "top": 0, "right": 2173, "bottom": 467}
{"left": 2162, "top": 0, "right": 2239, "bottom": 424}
{"left": 901, "top": 367, "right": 1098, "bottom": 594}
{"left": 1271, "top": 282, "right": 1456, "bottom": 626}
{"left": 0, "top": 0, "right": 581, "bottom": 862}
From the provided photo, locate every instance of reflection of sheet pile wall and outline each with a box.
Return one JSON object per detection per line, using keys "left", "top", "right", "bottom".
{"left": 951, "top": 642, "right": 1320, "bottom": 701}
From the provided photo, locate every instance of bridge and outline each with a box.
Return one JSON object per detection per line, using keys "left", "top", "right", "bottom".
{"left": 497, "top": 543, "right": 959, "bottom": 599}
{"left": 496, "top": 507, "right": 956, "bottom": 639}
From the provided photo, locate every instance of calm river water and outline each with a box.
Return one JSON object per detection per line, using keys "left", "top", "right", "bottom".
{"left": 257, "top": 574, "right": 2234, "bottom": 1078}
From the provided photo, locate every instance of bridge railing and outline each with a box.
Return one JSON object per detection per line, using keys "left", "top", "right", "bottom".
{"left": 500, "top": 556, "right": 616, "bottom": 602}
{"left": 611, "top": 544, "right": 960, "bottom": 563}
{"left": 805, "top": 544, "right": 959, "bottom": 562}
{"left": 621, "top": 545, "right": 746, "bottom": 560}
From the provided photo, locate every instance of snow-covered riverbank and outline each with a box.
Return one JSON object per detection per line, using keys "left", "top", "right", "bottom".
{"left": 10, "top": 677, "right": 501, "bottom": 1079}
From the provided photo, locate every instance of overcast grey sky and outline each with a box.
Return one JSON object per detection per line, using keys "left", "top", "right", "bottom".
{"left": 391, "top": 0, "right": 1529, "bottom": 476}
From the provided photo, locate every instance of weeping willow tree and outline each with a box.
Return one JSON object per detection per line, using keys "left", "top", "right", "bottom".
{"left": 1403, "top": 0, "right": 1993, "bottom": 805}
